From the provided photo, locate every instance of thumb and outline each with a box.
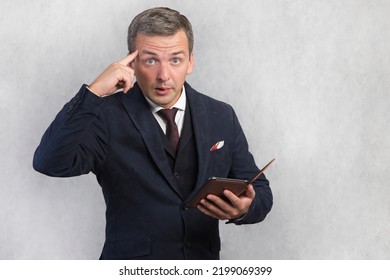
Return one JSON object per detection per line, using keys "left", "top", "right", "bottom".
{"left": 245, "top": 184, "right": 256, "bottom": 199}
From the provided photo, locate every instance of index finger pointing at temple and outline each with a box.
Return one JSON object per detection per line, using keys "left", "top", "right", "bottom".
{"left": 119, "top": 50, "right": 139, "bottom": 66}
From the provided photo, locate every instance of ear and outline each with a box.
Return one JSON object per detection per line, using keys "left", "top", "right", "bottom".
{"left": 186, "top": 52, "right": 194, "bottom": 74}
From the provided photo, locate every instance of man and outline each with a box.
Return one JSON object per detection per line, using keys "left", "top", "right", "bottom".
{"left": 33, "top": 7, "right": 272, "bottom": 260}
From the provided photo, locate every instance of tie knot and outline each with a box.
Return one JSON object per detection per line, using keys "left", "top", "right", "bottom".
{"left": 158, "top": 108, "right": 178, "bottom": 123}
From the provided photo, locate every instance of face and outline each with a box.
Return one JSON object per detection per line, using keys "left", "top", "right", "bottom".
{"left": 132, "top": 30, "right": 194, "bottom": 109}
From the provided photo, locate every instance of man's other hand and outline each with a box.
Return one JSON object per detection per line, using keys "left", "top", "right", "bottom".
{"left": 197, "top": 184, "right": 256, "bottom": 221}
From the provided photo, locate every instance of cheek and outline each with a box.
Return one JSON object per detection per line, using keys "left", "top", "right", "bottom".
{"left": 174, "top": 67, "right": 190, "bottom": 80}
{"left": 135, "top": 67, "right": 154, "bottom": 82}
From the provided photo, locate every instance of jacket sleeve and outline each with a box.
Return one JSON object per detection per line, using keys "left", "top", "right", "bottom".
{"left": 33, "top": 85, "right": 109, "bottom": 177}
{"left": 227, "top": 109, "right": 273, "bottom": 225}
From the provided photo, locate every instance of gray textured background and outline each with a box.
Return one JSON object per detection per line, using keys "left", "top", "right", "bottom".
{"left": 1, "top": 0, "right": 389, "bottom": 259}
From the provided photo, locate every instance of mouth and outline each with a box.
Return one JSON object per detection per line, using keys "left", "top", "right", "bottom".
{"left": 155, "top": 86, "right": 172, "bottom": 95}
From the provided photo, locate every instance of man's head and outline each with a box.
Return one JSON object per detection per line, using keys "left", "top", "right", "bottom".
{"left": 127, "top": 7, "right": 194, "bottom": 54}
{"left": 128, "top": 7, "right": 195, "bottom": 109}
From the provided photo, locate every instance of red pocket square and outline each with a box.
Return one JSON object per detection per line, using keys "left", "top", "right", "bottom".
{"left": 210, "top": 140, "right": 224, "bottom": 151}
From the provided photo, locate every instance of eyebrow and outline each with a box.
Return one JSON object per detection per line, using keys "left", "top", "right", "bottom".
{"left": 140, "top": 50, "right": 158, "bottom": 56}
{"left": 140, "top": 50, "right": 186, "bottom": 57}
{"left": 171, "top": 51, "right": 185, "bottom": 56}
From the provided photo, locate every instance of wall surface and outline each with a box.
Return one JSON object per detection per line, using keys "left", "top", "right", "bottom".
{"left": 1, "top": 0, "right": 389, "bottom": 259}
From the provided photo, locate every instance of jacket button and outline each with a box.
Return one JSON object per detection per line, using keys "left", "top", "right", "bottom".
{"left": 174, "top": 172, "right": 180, "bottom": 178}
{"left": 185, "top": 241, "right": 192, "bottom": 248}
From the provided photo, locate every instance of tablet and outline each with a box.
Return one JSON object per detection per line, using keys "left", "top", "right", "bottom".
{"left": 185, "top": 177, "right": 249, "bottom": 208}
{"left": 185, "top": 158, "right": 275, "bottom": 208}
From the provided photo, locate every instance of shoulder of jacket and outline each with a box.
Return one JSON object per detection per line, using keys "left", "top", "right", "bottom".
{"left": 185, "top": 82, "right": 234, "bottom": 111}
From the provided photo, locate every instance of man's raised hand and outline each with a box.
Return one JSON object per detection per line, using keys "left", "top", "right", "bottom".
{"left": 88, "top": 50, "right": 138, "bottom": 97}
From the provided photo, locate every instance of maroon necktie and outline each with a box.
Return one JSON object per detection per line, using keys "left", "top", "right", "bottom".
{"left": 158, "top": 108, "right": 179, "bottom": 155}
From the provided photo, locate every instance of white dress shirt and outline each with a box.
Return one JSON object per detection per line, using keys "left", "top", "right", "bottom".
{"left": 144, "top": 86, "right": 186, "bottom": 136}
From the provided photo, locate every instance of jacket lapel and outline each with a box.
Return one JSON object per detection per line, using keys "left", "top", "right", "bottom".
{"left": 120, "top": 84, "right": 182, "bottom": 198}
{"left": 176, "top": 99, "right": 193, "bottom": 154}
{"left": 185, "top": 83, "right": 211, "bottom": 191}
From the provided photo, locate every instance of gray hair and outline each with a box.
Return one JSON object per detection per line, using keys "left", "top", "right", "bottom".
{"left": 127, "top": 7, "right": 194, "bottom": 53}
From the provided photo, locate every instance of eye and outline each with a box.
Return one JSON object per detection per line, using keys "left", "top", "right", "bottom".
{"left": 171, "top": 57, "right": 181, "bottom": 65}
{"left": 145, "top": 58, "right": 155, "bottom": 65}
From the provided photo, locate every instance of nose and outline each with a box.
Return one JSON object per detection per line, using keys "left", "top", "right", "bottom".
{"left": 157, "top": 63, "right": 170, "bottom": 82}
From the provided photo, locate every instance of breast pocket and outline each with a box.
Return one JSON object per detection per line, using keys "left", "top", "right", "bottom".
{"left": 208, "top": 140, "right": 230, "bottom": 177}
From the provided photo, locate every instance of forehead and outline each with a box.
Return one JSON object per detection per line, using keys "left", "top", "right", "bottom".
{"left": 134, "top": 30, "right": 190, "bottom": 55}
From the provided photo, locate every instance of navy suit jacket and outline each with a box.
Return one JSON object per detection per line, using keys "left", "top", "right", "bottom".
{"left": 33, "top": 82, "right": 273, "bottom": 259}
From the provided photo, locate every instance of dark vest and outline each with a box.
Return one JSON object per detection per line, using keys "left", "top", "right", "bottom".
{"left": 159, "top": 102, "right": 198, "bottom": 199}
